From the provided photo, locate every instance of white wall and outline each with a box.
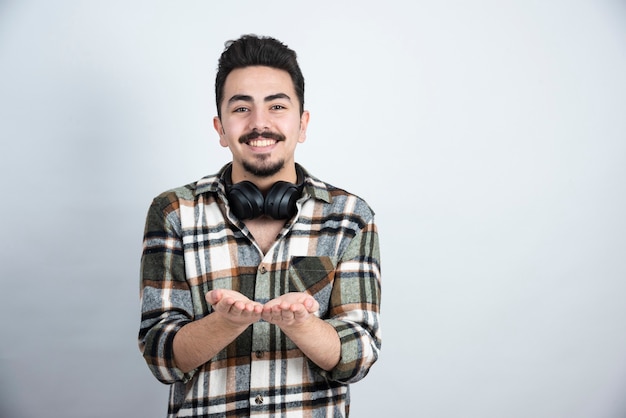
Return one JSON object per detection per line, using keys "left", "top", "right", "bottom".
{"left": 1, "top": 1, "right": 625, "bottom": 417}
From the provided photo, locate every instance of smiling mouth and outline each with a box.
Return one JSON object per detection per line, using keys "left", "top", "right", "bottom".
{"left": 247, "top": 138, "right": 277, "bottom": 147}
{"left": 239, "top": 130, "right": 285, "bottom": 146}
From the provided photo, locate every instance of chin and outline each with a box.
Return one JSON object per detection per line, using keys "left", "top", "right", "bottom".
{"left": 242, "top": 159, "right": 285, "bottom": 178}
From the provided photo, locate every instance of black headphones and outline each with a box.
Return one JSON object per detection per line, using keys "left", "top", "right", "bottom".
{"left": 223, "top": 164, "right": 305, "bottom": 220}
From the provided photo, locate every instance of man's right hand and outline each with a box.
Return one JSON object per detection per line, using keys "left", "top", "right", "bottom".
{"left": 206, "top": 289, "right": 263, "bottom": 326}
{"left": 174, "top": 289, "right": 263, "bottom": 373}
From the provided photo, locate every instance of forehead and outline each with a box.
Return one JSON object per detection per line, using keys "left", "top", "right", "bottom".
{"left": 223, "top": 66, "right": 296, "bottom": 98}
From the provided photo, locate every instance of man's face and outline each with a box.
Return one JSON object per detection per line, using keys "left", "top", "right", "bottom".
{"left": 214, "top": 66, "right": 309, "bottom": 181}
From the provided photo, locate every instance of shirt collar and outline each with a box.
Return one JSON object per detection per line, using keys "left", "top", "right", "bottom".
{"left": 194, "top": 163, "right": 332, "bottom": 204}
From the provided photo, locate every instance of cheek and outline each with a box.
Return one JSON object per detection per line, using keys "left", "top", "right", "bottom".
{"left": 218, "top": 124, "right": 241, "bottom": 148}
{"left": 220, "top": 120, "right": 245, "bottom": 141}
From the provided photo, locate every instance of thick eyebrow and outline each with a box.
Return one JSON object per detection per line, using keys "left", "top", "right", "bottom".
{"left": 264, "top": 93, "right": 292, "bottom": 102}
{"left": 227, "top": 93, "right": 292, "bottom": 105}
{"left": 227, "top": 94, "right": 253, "bottom": 105}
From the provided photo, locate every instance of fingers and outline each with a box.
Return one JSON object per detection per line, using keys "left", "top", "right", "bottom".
{"left": 206, "top": 290, "right": 263, "bottom": 325}
{"left": 229, "top": 299, "right": 263, "bottom": 316}
{"left": 272, "top": 304, "right": 297, "bottom": 321}
{"left": 262, "top": 302, "right": 311, "bottom": 325}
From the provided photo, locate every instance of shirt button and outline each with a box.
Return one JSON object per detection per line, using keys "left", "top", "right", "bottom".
{"left": 255, "top": 395, "right": 264, "bottom": 405}
{"left": 255, "top": 350, "right": 264, "bottom": 359}
{"left": 259, "top": 265, "right": 267, "bottom": 274}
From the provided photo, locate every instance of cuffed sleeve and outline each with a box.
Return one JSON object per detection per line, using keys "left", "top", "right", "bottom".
{"left": 321, "top": 219, "right": 381, "bottom": 383}
{"left": 138, "top": 193, "right": 197, "bottom": 384}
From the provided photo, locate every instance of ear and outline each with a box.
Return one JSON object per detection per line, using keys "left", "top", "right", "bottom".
{"left": 298, "top": 111, "right": 310, "bottom": 144}
{"left": 213, "top": 116, "right": 228, "bottom": 147}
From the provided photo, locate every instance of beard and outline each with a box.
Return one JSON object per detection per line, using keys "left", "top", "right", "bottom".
{"left": 242, "top": 157, "right": 285, "bottom": 178}
{"left": 239, "top": 129, "right": 286, "bottom": 178}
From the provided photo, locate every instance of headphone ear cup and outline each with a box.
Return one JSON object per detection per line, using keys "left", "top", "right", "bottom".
{"left": 265, "top": 182, "right": 300, "bottom": 219}
{"left": 228, "top": 181, "right": 265, "bottom": 220}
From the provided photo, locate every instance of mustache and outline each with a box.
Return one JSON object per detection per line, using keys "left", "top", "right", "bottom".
{"left": 239, "top": 130, "right": 285, "bottom": 144}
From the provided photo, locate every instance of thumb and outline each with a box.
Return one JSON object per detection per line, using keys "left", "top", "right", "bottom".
{"left": 206, "top": 289, "right": 223, "bottom": 306}
{"left": 304, "top": 297, "right": 319, "bottom": 313}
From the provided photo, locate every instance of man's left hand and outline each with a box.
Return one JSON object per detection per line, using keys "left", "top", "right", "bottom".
{"left": 261, "top": 292, "right": 319, "bottom": 327}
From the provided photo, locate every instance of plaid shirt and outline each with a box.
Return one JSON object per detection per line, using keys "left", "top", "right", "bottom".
{"left": 139, "top": 164, "right": 381, "bottom": 417}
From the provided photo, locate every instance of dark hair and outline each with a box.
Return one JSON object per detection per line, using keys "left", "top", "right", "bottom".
{"left": 215, "top": 34, "right": 305, "bottom": 118}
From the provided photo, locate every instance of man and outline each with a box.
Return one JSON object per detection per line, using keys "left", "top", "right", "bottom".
{"left": 139, "top": 34, "right": 381, "bottom": 417}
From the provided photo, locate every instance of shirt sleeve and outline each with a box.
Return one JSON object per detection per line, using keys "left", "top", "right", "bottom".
{"left": 138, "top": 193, "right": 195, "bottom": 384}
{"left": 321, "top": 217, "right": 382, "bottom": 384}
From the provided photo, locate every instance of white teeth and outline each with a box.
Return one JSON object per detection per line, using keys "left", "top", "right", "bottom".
{"left": 248, "top": 139, "right": 276, "bottom": 147}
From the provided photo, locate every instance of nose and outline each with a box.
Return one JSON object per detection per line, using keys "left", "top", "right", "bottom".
{"left": 249, "top": 108, "right": 270, "bottom": 131}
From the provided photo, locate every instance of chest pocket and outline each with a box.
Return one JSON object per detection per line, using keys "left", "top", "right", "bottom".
{"left": 288, "top": 256, "right": 337, "bottom": 317}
